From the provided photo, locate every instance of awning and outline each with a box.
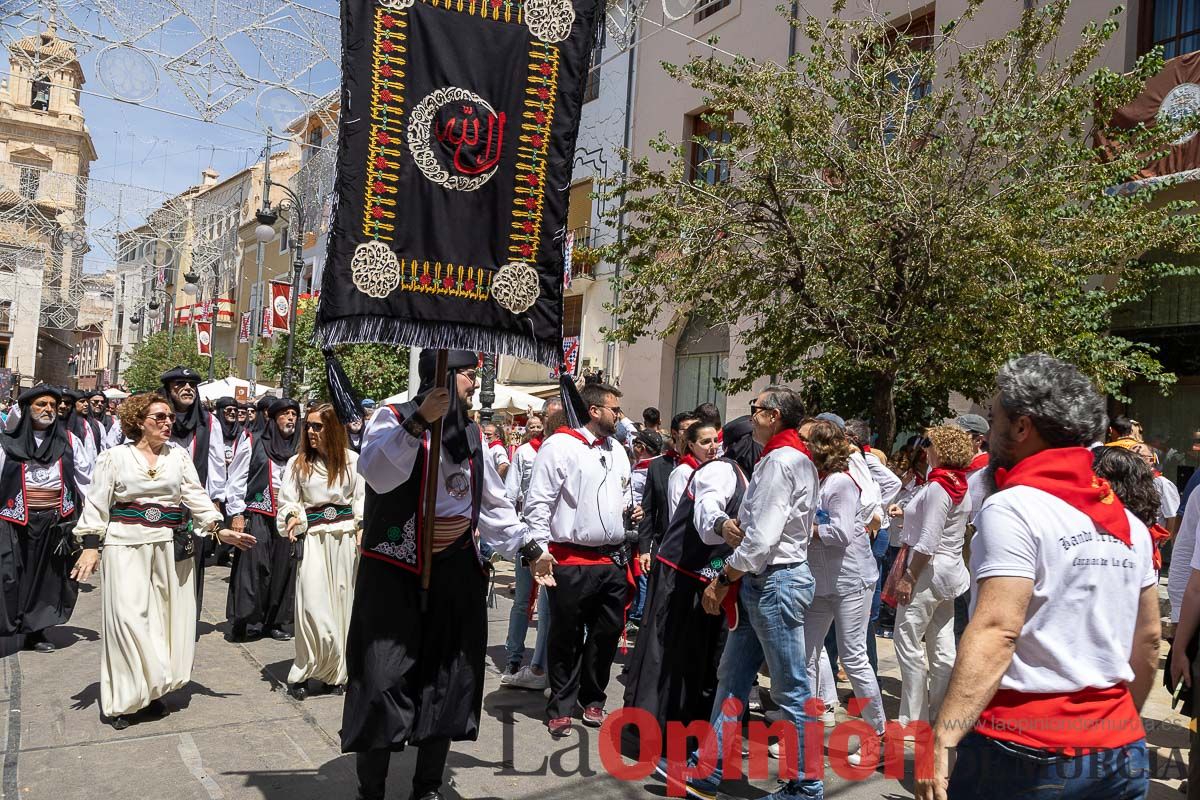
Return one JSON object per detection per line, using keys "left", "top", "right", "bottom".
{"left": 198, "top": 376, "right": 280, "bottom": 402}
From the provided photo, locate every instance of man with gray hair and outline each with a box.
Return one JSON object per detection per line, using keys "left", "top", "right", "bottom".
{"left": 918, "top": 354, "right": 1160, "bottom": 800}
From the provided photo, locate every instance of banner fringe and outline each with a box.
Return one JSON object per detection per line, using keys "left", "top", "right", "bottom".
{"left": 315, "top": 317, "right": 563, "bottom": 369}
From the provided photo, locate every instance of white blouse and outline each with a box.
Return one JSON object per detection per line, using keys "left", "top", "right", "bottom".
{"left": 667, "top": 463, "right": 696, "bottom": 520}
{"left": 277, "top": 450, "right": 365, "bottom": 537}
{"left": 74, "top": 442, "right": 223, "bottom": 546}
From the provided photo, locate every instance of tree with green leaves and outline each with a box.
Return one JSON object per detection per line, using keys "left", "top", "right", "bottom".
{"left": 123, "top": 328, "right": 230, "bottom": 393}
{"left": 606, "top": 0, "right": 1200, "bottom": 449}
{"left": 257, "top": 295, "right": 410, "bottom": 402}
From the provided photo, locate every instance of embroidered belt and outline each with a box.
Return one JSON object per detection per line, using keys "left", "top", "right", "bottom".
{"left": 305, "top": 503, "right": 354, "bottom": 529}
{"left": 111, "top": 501, "right": 185, "bottom": 528}
{"left": 432, "top": 516, "right": 471, "bottom": 554}
{"left": 26, "top": 488, "right": 61, "bottom": 509}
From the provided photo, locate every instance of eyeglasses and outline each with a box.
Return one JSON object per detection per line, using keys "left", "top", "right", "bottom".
{"left": 593, "top": 404, "right": 622, "bottom": 415}
{"left": 749, "top": 404, "right": 776, "bottom": 416}
{"left": 305, "top": 422, "right": 324, "bottom": 432}
{"left": 460, "top": 369, "right": 478, "bottom": 381}
{"left": 147, "top": 412, "right": 177, "bottom": 424}
{"left": 917, "top": 436, "right": 932, "bottom": 449}
{"left": 223, "top": 408, "right": 238, "bottom": 415}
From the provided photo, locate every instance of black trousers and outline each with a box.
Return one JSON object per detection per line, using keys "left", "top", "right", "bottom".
{"left": 356, "top": 738, "right": 450, "bottom": 800}
{"left": 545, "top": 562, "right": 627, "bottom": 720}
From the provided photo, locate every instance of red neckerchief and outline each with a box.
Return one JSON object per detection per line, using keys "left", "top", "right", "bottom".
{"left": 488, "top": 439, "right": 504, "bottom": 450}
{"left": 912, "top": 471, "right": 927, "bottom": 486}
{"left": 994, "top": 447, "right": 1132, "bottom": 547}
{"left": 554, "top": 426, "right": 608, "bottom": 449}
{"left": 633, "top": 458, "right": 654, "bottom": 470}
{"left": 529, "top": 437, "right": 543, "bottom": 453}
{"left": 1153, "top": 470, "right": 1163, "bottom": 479}
{"left": 717, "top": 428, "right": 724, "bottom": 443}
{"left": 969, "top": 452, "right": 989, "bottom": 472}
{"left": 758, "top": 428, "right": 811, "bottom": 462}
{"left": 678, "top": 453, "right": 701, "bottom": 471}
{"left": 862, "top": 444, "right": 872, "bottom": 455}
{"left": 927, "top": 467, "right": 969, "bottom": 506}
{"left": 1149, "top": 523, "right": 1171, "bottom": 571}
{"left": 663, "top": 449, "right": 680, "bottom": 465}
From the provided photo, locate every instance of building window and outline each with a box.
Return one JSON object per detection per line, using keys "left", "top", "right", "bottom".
{"left": 694, "top": 0, "right": 731, "bottom": 23}
{"left": 563, "top": 294, "right": 583, "bottom": 338}
{"left": 673, "top": 314, "right": 729, "bottom": 417}
{"left": 30, "top": 75, "right": 49, "bottom": 111}
{"left": 307, "top": 126, "right": 324, "bottom": 150}
{"left": 1142, "top": 0, "right": 1200, "bottom": 58}
{"left": 583, "top": 25, "right": 604, "bottom": 103}
{"left": 890, "top": 11, "right": 935, "bottom": 101}
{"left": 18, "top": 166, "right": 41, "bottom": 200}
{"left": 688, "top": 113, "right": 731, "bottom": 185}
{"left": 0, "top": 301, "right": 11, "bottom": 332}
{"left": 279, "top": 224, "right": 290, "bottom": 255}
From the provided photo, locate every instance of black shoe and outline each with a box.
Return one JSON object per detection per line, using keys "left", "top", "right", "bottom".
{"left": 110, "top": 715, "right": 131, "bottom": 731}
{"left": 411, "top": 792, "right": 443, "bottom": 800}
{"left": 269, "top": 628, "right": 293, "bottom": 641}
{"left": 32, "top": 641, "right": 54, "bottom": 653}
{"left": 145, "top": 699, "right": 169, "bottom": 717}
{"left": 288, "top": 683, "right": 307, "bottom": 701}
{"left": 323, "top": 682, "right": 345, "bottom": 696}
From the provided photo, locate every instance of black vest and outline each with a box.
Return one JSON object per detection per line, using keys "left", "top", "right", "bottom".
{"left": 171, "top": 412, "right": 213, "bottom": 488}
{"left": 360, "top": 403, "right": 485, "bottom": 577}
{"left": 655, "top": 458, "right": 747, "bottom": 584}
{"left": 0, "top": 434, "right": 80, "bottom": 526}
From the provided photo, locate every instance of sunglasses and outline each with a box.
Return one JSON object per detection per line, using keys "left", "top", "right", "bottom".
{"left": 305, "top": 422, "right": 324, "bottom": 432}
{"left": 917, "top": 436, "right": 932, "bottom": 449}
{"left": 147, "top": 412, "right": 177, "bottom": 424}
{"left": 749, "top": 403, "right": 776, "bottom": 415}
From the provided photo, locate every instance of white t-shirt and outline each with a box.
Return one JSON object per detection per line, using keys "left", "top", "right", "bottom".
{"left": 488, "top": 441, "right": 511, "bottom": 472}
{"left": 971, "top": 485, "right": 1156, "bottom": 694}
{"left": 1156, "top": 474, "right": 1181, "bottom": 527}
{"left": 1169, "top": 497, "right": 1200, "bottom": 622}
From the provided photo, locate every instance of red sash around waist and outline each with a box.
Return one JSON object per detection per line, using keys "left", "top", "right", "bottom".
{"left": 975, "top": 684, "right": 1145, "bottom": 755}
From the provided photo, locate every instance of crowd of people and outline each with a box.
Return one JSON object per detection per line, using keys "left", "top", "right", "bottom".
{"left": 0, "top": 350, "right": 1195, "bottom": 800}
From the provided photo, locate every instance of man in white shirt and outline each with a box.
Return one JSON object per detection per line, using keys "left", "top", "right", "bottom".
{"left": 683, "top": 386, "right": 823, "bottom": 800}
{"left": 526, "top": 383, "right": 633, "bottom": 737}
{"left": 918, "top": 354, "right": 1159, "bottom": 800}
{"left": 483, "top": 421, "right": 511, "bottom": 480}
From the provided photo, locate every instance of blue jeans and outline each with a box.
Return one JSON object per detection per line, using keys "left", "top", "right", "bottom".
{"left": 866, "top": 527, "right": 890, "bottom": 674}
{"left": 630, "top": 573, "right": 648, "bottom": 623}
{"left": 693, "top": 563, "right": 823, "bottom": 798}
{"left": 505, "top": 561, "right": 549, "bottom": 670}
{"left": 947, "top": 733, "right": 1148, "bottom": 800}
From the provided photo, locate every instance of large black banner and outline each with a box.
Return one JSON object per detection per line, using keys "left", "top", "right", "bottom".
{"left": 316, "top": 0, "right": 603, "bottom": 367}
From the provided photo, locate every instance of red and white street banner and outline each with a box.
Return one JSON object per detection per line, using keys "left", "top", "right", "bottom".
{"left": 196, "top": 321, "right": 213, "bottom": 357}
{"left": 269, "top": 280, "right": 292, "bottom": 334}
{"left": 261, "top": 308, "right": 272, "bottom": 339}
{"left": 239, "top": 312, "right": 251, "bottom": 343}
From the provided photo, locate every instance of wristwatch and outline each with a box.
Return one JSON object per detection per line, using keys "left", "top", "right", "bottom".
{"left": 717, "top": 570, "right": 732, "bottom": 587}
{"left": 402, "top": 411, "right": 429, "bottom": 438}
{"left": 520, "top": 540, "right": 545, "bottom": 562}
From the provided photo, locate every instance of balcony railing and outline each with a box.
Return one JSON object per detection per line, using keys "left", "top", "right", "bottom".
{"left": 569, "top": 225, "right": 601, "bottom": 280}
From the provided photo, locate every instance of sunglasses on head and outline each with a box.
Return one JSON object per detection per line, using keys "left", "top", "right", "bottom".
{"left": 305, "top": 422, "right": 324, "bottom": 432}
{"left": 917, "top": 436, "right": 932, "bottom": 449}
{"left": 148, "top": 412, "right": 177, "bottom": 424}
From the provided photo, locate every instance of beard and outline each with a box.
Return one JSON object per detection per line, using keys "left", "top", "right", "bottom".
{"left": 981, "top": 430, "right": 1017, "bottom": 495}
{"left": 594, "top": 417, "right": 618, "bottom": 438}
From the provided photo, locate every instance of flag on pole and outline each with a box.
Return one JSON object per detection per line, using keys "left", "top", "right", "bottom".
{"left": 563, "top": 231, "right": 574, "bottom": 290}
{"left": 239, "top": 312, "right": 252, "bottom": 343}
{"left": 196, "top": 321, "right": 213, "bottom": 357}
{"left": 314, "top": 0, "right": 605, "bottom": 375}
{"left": 270, "top": 280, "right": 292, "bottom": 334}
{"left": 261, "top": 308, "right": 272, "bottom": 339}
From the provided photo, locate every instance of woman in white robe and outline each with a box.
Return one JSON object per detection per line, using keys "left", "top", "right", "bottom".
{"left": 277, "top": 403, "right": 365, "bottom": 699}
{"left": 71, "top": 395, "right": 254, "bottom": 730}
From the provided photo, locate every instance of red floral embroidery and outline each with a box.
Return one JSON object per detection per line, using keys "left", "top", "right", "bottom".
{"left": 378, "top": 131, "right": 391, "bottom": 145}
{"left": 382, "top": 39, "right": 394, "bottom": 53}
{"left": 419, "top": 273, "right": 432, "bottom": 286}
{"left": 525, "top": 173, "right": 539, "bottom": 187}
{"left": 537, "top": 87, "right": 550, "bottom": 101}
{"left": 522, "top": 221, "right": 534, "bottom": 233}
{"left": 381, "top": 63, "right": 394, "bottom": 78}
{"left": 442, "top": 276, "right": 455, "bottom": 289}
{"left": 491, "top": 0, "right": 502, "bottom": 7}
{"left": 464, "top": 278, "right": 476, "bottom": 292}
{"left": 373, "top": 180, "right": 386, "bottom": 194}
{"left": 381, "top": 14, "right": 394, "bottom": 27}
{"left": 520, "top": 244, "right": 533, "bottom": 258}
{"left": 375, "top": 156, "right": 388, "bottom": 170}
{"left": 524, "top": 197, "right": 537, "bottom": 210}
{"left": 380, "top": 88, "right": 393, "bottom": 102}
{"left": 534, "top": 110, "right": 546, "bottom": 125}
{"left": 371, "top": 206, "right": 384, "bottom": 219}
{"left": 531, "top": 134, "right": 543, "bottom": 148}
{"left": 539, "top": 62, "right": 552, "bottom": 76}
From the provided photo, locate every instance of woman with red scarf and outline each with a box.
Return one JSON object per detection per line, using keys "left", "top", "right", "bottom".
{"left": 666, "top": 423, "right": 721, "bottom": 518}
{"left": 892, "top": 425, "right": 974, "bottom": 728}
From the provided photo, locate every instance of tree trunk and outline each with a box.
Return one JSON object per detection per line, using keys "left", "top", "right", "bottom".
{"left": 871, "top": 371, "right": 898, "bottom": 455}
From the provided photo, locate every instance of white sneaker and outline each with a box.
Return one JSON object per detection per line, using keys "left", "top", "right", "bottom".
{"left": 820, "top": 705, "right": 836, "bottom": 727}
{"left": 500, "top": 666, "right": 547, "bottom": 690}
{"left": 845, "top": 733, "right": 883, "bottom": 767}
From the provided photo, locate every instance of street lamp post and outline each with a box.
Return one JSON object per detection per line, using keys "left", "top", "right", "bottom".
{"left": 256, "top": 179, "right": 306, "bottom": 399}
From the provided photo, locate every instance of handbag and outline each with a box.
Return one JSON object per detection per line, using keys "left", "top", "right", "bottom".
{"left": 291, "top": 534, "right": 305, "bottom": 562}
{"left": 172, "top": 522, "right": 195, "bottom": 563}
{"left": 880, "top": 544, "right": 909, "bottom": 608}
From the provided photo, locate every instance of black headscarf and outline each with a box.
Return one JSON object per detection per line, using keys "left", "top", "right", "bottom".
{"left": 722, "top": 414, "right": 762, "bottom": 478}
{"left": 87, "top": 389, "right": 111, "bottom": 429}
{"left": 0, "top": 385, "right": 67, "bottom": 463}
{"left": 160, "top": 366, "right": 207, "bottom": 440}
{"left": 414, "top": 349, "right": 478, "bottom": 464}
{"left": 214, "top": 396, "right": 240, "bottom": 442}
{"left": 249, "top": 396, "right": 273, "bottom": 436}
{"left": 62, "top": 388, "right": 103, "bottom": 447}
{"left": 261, "top": 398, "right": 301, "bottom": 465}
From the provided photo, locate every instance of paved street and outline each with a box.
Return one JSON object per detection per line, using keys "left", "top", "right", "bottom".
{"left": 0, "top": 561, "right": 1189, "bottom": 800}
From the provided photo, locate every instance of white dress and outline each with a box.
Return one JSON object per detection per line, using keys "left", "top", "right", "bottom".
{"left": 276, "top": 450, "right": 365, "bottom": 686}
{"left": 73, "top": 443, "right": 222, "bottom": 717}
